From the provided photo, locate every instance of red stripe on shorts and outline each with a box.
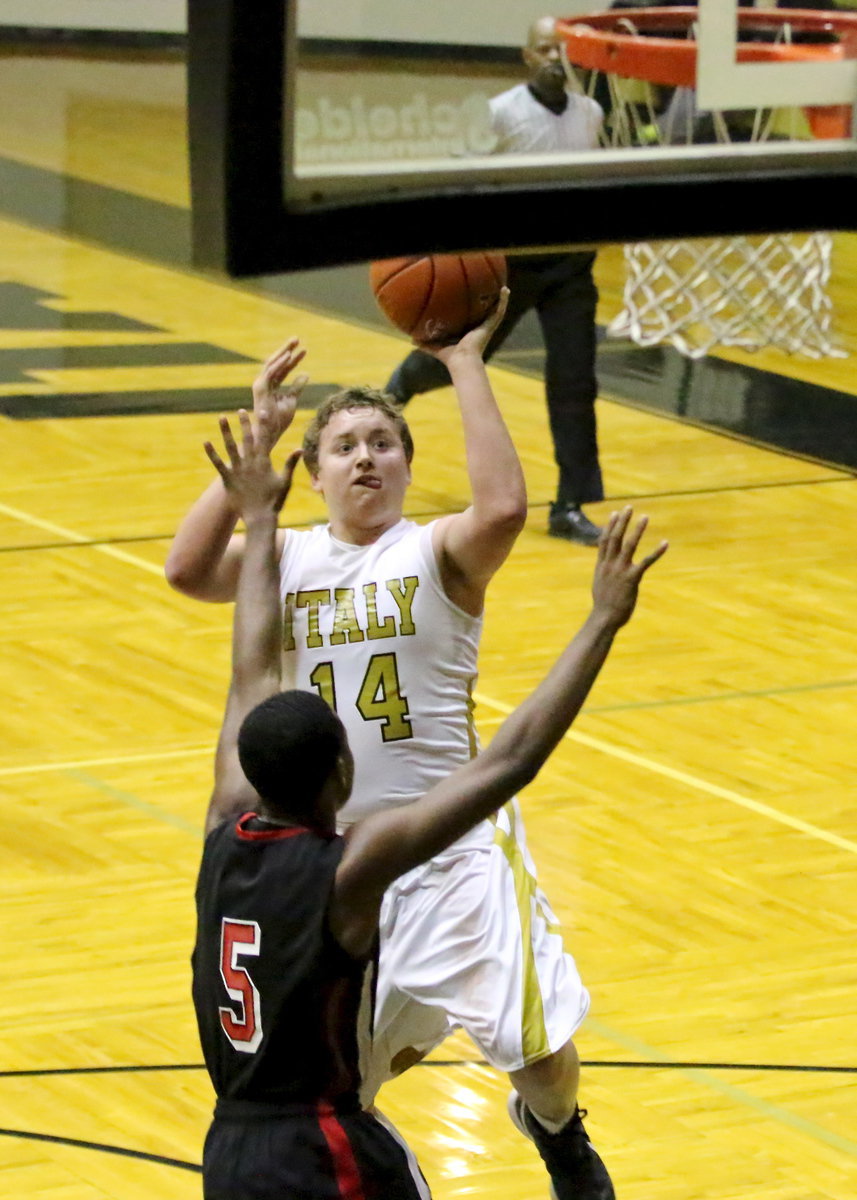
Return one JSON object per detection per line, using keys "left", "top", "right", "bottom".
{"left": 317, "top": 1102, "right": 365, "bottom": 1200}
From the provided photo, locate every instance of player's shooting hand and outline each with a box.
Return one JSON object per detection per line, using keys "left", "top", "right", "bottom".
{"left": 251, "top": 338, "right": 309, "bottom": 450}
{"left": 591, "top": 506, "right": 668, "bottom": 630}
{"left": 420, "top": 287, "right": 510, "bottom": 365}
{"left": 204, "top": 409, "right": 302, "bottom": 520}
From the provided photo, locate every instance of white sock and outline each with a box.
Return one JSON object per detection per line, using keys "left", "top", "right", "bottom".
{"left": 527, "top": 1104, "right": 571, "bottom": 1136}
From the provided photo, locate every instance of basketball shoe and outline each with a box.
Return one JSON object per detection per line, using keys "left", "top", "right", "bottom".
{"left": 507, "top": 1091, "right": 615, "bottom": 1200}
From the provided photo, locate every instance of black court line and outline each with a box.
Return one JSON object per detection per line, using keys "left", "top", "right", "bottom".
{"left": 0, "top": 1063, "right": 203, "bottom": 1078}
{"left": 0, "top": 473, "right": 850, "bottom": 559}
{"left": 2, "top": 1059, "right": 855, "bottom": 1080}
{"left": 561, "top": 476, "right": 854, "bottom": 501}
{"left": 0, "top": 1127, "right": 201, "bottom": 1172}
{"left": 585, "top": 1062, "right": 857, "bottom": 1074}
{"left": 3, "top": 1056, "right": 853, "bottom": 1177}
{"left": 425, "top": 1060, "right": 857, "bottom": 1074}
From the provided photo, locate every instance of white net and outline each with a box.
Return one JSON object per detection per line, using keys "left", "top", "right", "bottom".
{"left": 607, "top": 232, "right": 843, "bottom": 360}
{"left": 561, "top": 17, "right": 848, "bottom": 360}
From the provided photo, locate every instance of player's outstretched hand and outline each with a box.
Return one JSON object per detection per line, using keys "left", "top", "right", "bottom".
{"left": 251, "top": 337, "right": 309, "bottom": 450}
{"left": 204, "top": 409, "right": 302, "bottom": 521}
{"left": 591, "top": 506, "right": 668, "bottom": 630}
{"left": 419, "top": 286, "right": 510, "bottom": 365}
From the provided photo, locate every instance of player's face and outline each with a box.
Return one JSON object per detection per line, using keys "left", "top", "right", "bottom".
{"left": 523, "top": 24, "right": 565, "bottom": 92}
{"left": 311, "top": 407, "right": 412, "bottom": 525}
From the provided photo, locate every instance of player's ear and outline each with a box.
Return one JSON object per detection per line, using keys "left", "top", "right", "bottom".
{"left": 336, "top": 749, "right": 354, "bottom": 803}
{"left": 309, "top": 471, "right": 324, "bottom": 494}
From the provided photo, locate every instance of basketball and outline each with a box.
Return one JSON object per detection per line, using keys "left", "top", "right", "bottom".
{"left": 370, "top": 252, "right": 507, "bottom": 344}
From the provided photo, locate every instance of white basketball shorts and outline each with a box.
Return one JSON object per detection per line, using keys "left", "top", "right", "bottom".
{"left": 362, "top": 800, "right": 590, "bottom": 1103}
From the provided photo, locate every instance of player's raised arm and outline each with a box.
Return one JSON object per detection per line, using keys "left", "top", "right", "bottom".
{"left": 164, "top": 339, "right": 307, "bottom": 602}
{"left": 331, "top": 506, "right": 668, "bottom": 955}
{"left": 421, "top": 287, "right": 528, "bottom": 615}
{"left": 204, "top": 410, "right": 302, "bottom": 833}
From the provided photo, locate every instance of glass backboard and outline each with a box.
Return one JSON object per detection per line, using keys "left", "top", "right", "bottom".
{"left": 188, "top": 1, "right": 857, "bottom": 275}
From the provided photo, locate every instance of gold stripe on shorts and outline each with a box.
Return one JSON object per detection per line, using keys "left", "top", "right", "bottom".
{"left": 492, "top": 801, "right": 556, "bottom": 1063}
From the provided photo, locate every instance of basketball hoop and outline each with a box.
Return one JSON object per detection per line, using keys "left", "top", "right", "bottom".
{"left": 557, "top": 7, "right": 856, "bottom": 358}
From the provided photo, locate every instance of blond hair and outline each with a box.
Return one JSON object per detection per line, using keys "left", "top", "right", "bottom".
{"left": 302, "top": 387, "right": 414, "bottom": 475}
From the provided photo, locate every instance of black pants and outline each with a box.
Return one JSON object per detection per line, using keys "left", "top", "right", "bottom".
{"left": 387, "top": 251, "right": 604, "bottom": 508}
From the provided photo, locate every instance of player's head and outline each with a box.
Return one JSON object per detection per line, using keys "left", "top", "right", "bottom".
{"left": 523, "top": 16, "right": 565, "bottom": 94}
{"left": 237, "top": 690, "right": 353, "bottom": 827}
{"left": 302, "top": 388, "right": 414, "bottom": 523}
{"left": 302, "top": 387, "right": 414, "bottom": 476}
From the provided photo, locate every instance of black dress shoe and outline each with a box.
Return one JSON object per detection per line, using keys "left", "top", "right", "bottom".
{"left": 383, "top": 366, "right": 411, "bottom": 406}
{"left": 549, "top": 503, "right": 602, "bottom": 546}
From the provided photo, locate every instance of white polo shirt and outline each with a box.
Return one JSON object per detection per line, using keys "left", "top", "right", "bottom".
{"left": 489, "top": 83, "right": 603, "bottom": 153}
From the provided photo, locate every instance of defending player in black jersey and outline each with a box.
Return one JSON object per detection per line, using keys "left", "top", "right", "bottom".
{"left": 191, "top": 408, "right": 666, "bottom": 1199}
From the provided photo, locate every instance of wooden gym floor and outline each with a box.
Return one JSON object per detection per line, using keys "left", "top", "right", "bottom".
{"left": 0, "top": 41, "right": 855, "bottom": 1200}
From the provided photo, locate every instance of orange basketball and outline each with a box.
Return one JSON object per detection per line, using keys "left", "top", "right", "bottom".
{"left": 370, "top": 252, "right": 507, "bottom": 344}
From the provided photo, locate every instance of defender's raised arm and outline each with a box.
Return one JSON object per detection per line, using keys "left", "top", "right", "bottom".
{"left": 332, "top": 506, "right": 668, "bottom": 953}
{"left": 204, "top": 410, "right": 302, "bottom": 832}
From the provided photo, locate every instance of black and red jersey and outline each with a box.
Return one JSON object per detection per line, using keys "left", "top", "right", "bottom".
{"left": 192, "top": 812, "right": 374, "bottom": 1108}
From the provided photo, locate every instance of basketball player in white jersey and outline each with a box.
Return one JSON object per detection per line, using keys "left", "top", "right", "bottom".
{"left": 166, "top": 295, "right": 614, "bottom": 1199}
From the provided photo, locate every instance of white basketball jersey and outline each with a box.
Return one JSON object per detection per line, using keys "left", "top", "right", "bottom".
{"left": 279, "top": 519, "right": 483, "bottom": 825}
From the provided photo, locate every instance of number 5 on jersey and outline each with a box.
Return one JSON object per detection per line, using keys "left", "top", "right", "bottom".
{"left": 219, "top": 918, "right": 263, "bottom": 1053}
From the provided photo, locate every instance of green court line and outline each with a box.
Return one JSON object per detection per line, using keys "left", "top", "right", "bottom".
{"left": 68, "top": 769, "right": 203, "bottom": 838}
{"left": 586, "top": 676, "right": 857, "bottom": 714}
{"left": 585, "top": 1017, "right": 857, "bottom": 1159}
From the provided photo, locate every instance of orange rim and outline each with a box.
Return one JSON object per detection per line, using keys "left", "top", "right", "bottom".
{"left": 557, "top": 7, "right": 857, "bottom": 93}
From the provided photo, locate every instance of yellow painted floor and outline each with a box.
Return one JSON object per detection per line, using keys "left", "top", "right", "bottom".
{"left": 0, "top": 41, "right": 855, "bottom": 1200}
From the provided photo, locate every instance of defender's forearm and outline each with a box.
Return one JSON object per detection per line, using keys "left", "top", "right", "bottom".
{"left": 232, "top": 511, "right": 282, "bottom": 695}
